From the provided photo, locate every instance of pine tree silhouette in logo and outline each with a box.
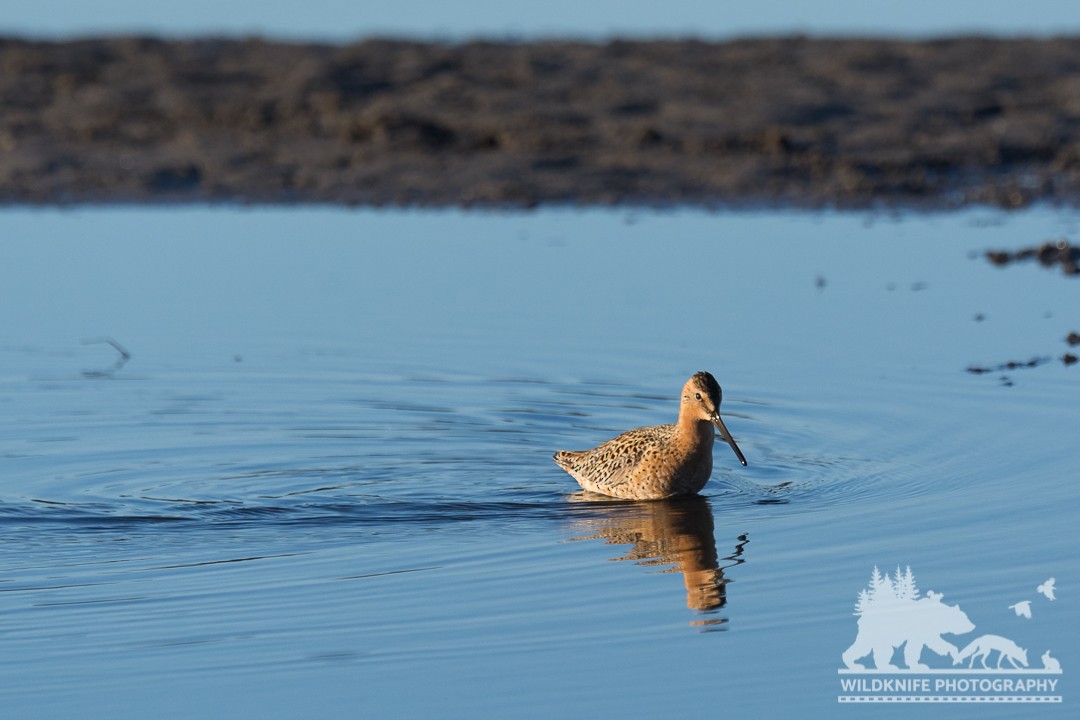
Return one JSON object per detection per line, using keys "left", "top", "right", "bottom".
{"left": 842, "top": 566, "right": 975, "bottom": 671}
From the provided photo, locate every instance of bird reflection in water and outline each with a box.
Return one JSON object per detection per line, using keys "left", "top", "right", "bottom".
{"left": 567, "top": 495, "right": 748, "bottom": 629}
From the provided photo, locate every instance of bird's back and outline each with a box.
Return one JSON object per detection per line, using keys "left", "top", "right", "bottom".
{"left": 554, "top": 423, "right": 711, "bottom": 499}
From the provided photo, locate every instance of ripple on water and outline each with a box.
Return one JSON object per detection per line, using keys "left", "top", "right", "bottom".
{"left": 1, "top": 368, "right": 961, "bottom": 534}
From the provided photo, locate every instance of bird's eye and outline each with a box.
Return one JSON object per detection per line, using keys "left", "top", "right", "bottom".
{"left": 694, "top": 392, "right": 701, "bottom": 400}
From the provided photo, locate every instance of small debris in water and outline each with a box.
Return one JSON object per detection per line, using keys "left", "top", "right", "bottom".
{"left": 985, "top": 239, "right": 1080, "bottom": 276}
{"left": 974, "top": 313, "right": 986, "bottom": 322}
{"left": 80, "top": 337, "right": 131, "bottom": 378}
{"left": 1067, "top": 331, "right": 1080, "bottom": 346}
{"left": 966, "top": 357, "right": 1048, "bottom": 375}
{"left": 1063, "top": 353, "right": 1078, "bottom": 366}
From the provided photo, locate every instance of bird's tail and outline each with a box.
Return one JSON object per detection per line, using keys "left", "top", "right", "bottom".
{"left": 552, "top": 450, "right": 576, "bottom": 470}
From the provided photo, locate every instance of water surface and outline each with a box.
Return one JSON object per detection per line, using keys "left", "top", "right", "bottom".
{"left": 1, "top": 208, "right": 1077, "bottom": 718}
{"left": 8, "top": 0, "right": 1080, "bottom": 39}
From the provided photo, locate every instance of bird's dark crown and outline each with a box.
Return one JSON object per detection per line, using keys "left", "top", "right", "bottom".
{"left": 691, "top": 371, "right": 721, "bottom": 409}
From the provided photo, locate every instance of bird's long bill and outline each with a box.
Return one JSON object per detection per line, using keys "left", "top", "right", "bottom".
{"left": 712, "top": 413, "right": 747, "bottom": 466}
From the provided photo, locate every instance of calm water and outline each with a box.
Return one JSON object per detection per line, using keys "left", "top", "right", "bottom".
{"left": 8, "top": 0, "right": 1080, "bottom": 39}
{"left": 1, "top": 208, "right": 1077, "bottom": 718}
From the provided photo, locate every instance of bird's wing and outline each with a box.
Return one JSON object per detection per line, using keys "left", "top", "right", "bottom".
{"left": 595, "top": 426, "right": 671, "bottom": 491}
{"left": 599, "top": 444, "right": 656, "bottom": 490}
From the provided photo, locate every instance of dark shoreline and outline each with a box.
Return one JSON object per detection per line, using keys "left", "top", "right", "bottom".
{"left": 4, "top": 36, "right": 1080, "bottom": 208}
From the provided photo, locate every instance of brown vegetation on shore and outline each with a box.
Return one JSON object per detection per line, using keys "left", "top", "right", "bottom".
{"left": 4, "top": 36, "right": 1080, "bottom": 207}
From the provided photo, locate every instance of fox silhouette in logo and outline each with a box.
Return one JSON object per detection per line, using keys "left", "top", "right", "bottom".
{"left": 954, "top": 634, "right": 1028, "bottom": 669}
{"left": 842, "top": 567, "right": 975, "bottom": 671}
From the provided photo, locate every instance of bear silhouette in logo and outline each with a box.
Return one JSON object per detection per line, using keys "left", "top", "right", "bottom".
{"left": 842, "top": 567, "right": 976, "bottom": 671}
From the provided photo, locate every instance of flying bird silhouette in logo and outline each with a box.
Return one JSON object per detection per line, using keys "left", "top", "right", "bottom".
{"left": 1009, "top": 601, "right": 1032, "bottom": 619}
{"left": 1037, "top": 578, "right": 1056, "bottom": 601}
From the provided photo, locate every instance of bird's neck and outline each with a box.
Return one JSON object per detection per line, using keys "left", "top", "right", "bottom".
{"left": 676, "top": 408, "right": 714, "bottom": 448}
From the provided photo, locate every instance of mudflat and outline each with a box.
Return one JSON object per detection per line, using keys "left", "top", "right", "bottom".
{"left": 4, "top": 36, "right": 1080, "bottom": 207}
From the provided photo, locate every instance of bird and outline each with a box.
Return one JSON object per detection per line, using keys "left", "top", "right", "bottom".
{"left": 1037, "top": 578, "right": 1056, "bottom": 601}
{"left": 553, "top": 371, "right": 747, "bottom": 500}
{"left": 1009, "top": 601, "right": 1032, "bottom": 619}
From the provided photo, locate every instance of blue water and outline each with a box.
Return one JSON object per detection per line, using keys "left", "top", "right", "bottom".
{"left": 1, "top": 208, "right": 1077, "bottom": 718}
{"left": 6, "top": 0, "right": 1080, "bottom": 40}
